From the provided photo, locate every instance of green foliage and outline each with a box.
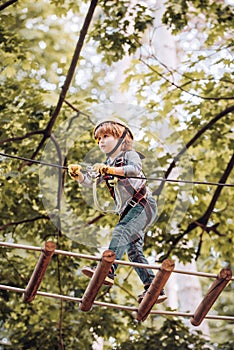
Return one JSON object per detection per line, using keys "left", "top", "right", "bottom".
{"left": 120, "top": 0, "right": 234, "bottom": 264}
{"left": 91, "top": 0, "right": 154, "bottom": 64}
{"left": 115, "top": 318, "right": 217, "bottom": 349}
{"left": 0, "top": 0, "right": 233, "bottom": 348}
{"left": 162, "top": 0, "right": 234, "bottom": 40}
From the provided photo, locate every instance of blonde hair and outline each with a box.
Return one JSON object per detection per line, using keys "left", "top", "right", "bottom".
{"left": 94, "top": 122, "right": 133, "bottom": 151}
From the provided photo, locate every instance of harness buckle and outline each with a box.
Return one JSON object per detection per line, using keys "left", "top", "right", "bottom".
{"left": 128, "top": 198, "right": 138, "bottom": 207}
{"left": 115, "top": 156, "right": 125, "bottom": 166}
{"left": 108, "top": 178, "right": 118, "bottom": 187}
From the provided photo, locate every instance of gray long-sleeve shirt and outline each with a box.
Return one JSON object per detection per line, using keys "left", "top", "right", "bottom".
{"left": 80, "top": 150, "right": 153, "bottom": 215}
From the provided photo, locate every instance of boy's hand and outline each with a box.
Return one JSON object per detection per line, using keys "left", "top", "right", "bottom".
{"left": 92, "top": 163, "right": 116, "bottom": 176}
{"left": 68, "top": 164, "right": 83, "bottom": 181}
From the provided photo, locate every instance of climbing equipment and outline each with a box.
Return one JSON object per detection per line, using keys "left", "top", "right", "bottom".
{"left": 91, "top": 151, "right": 152, "bottom": 221}
{"left": 94, "top": 117, "right": 134, "bottom": 139}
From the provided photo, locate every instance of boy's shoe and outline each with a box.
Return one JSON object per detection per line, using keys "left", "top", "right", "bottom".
{"left": 137, "top": 288, "right": 167, "bottom": 304}
{"left": 81, "top": 266, "right": 115, "bottom": 286}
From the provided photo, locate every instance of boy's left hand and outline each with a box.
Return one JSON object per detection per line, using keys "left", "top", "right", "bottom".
{"left": 92, "top": 163, "right": 116, "bottom": 175}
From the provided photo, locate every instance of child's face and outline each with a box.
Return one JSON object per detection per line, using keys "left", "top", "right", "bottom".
{"left": 97, "top": 134, "right": 118, "bottom": 155}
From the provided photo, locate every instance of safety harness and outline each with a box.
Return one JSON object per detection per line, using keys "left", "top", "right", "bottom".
{"left": 103, "top": 152, "right": 152, "bottom": 221}
{"left": 92, "top": 124, "right": 152, "bottom": 221}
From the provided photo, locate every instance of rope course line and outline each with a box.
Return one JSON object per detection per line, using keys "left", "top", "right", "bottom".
{"left": 1, "top": 242, "right": 233, "bottom": 281}
{"left": 0, "top": 284, "right": 233, "bottom": 322}
{"left": 0, "top": 152, "right": 68, "bottom": 170}
{"left": 0, "top": 152, "right": 234, "bottom": 187}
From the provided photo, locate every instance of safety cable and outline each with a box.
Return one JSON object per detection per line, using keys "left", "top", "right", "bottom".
{"left": 0, "top": 241, "right": 234, "bottom": 280}
{"left": 0, "top": 151, "right": 233, "bottom": 187}
{"left": 0, "top": 152, "right": 68, "bottom": 169}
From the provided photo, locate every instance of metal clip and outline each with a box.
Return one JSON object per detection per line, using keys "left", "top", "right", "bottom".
{"left": 128, "top": 198, "right": 138, "bottom": 207}
{"left": 86, "top": 165, "right": 99, "bottom": 179}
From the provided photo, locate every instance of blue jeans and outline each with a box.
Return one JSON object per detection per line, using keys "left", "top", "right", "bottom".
{"left": 109, "top": 196, "right": 157, "bottom": 286}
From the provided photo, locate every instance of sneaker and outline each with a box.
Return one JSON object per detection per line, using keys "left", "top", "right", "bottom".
{"left": 81, "top": 266, "right": 115, "bottom": 286}
{"left": 137, "top": 288, "right": 167, "bottom": 304}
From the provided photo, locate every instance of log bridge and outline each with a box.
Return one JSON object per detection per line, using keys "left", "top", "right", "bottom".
{"left": 5, "top": 241, "right": 231, "bottom": 325}
{"left": 79, "top": 249, "right": 116, "bottom": 311}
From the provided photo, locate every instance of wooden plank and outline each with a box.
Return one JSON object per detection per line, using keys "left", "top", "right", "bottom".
{"left": 23, "top": 241, "right": 56, "bottom": 302}
{"left": 190, "top": 267, "right": 232, "bottom": 326}
{"left": 79, "top": 249, "right": 116, "bottom": 312}
{"left": 136, "top": 259, "right": 175, "bottom": 322}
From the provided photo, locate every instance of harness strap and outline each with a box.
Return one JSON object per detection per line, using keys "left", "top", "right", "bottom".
{"left": 120, "top": 197, "right": 152, "bottom": 223}
{"left": 104, "top": 151, "right": 148, "bottom": 216}
{"left": 106, "top": 129, "right": 128, "bottom": 157}
{"left": 103, "top": 174, "right": 116, "bottom": 200}
{"left": 103, "top": 151, "right": 128, "bottom": 200}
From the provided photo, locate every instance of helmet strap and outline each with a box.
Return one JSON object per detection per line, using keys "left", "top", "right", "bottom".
{"left": 106, "top": 128, "right": 128, "bottom": 157}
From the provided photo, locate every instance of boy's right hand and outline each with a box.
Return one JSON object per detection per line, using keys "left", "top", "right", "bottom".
{"left": 68, "top": 164, "right": 82, "bottom": 181}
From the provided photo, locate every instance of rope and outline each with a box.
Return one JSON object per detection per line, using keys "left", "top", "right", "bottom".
{"left": 0, "top": 152, "right": 68, "bottom": 170}
{"left": 92, "top": 177, "right": 123, "bottom": 213}
{"left": 0, "top": 284, "right": 233, "bottom": 322}
{"left": 1, "top": 242, "right": 233, "bottom": 280}
{"left": 0, "top": 152, "right": 234, "bottom": 187}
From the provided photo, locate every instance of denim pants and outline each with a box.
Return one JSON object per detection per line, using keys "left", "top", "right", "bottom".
{"left": 109, "top": 196, "right": 157, "bottom": 286}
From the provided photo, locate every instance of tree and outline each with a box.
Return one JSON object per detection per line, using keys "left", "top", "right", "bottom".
{"left": 0, "top": 0, "right": 233, "bottom": 348}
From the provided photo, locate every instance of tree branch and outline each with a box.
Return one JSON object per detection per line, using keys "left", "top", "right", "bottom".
{"left": 153, "top": 105, "right": 234, "bottom": 195}
{"left": 0, "top": 0, "right": 17, "bottom": 11}
{"left": 0, "top": 215, "right": 50, "bottom": 231}
{"left": 195, "top": 231, "right": 204, "bottom": 261}
{"left": 168, "top": 154, "right": 233, "bottom": 259}
{"left": 184, "top": 152, "right": 234, "bottom": 235}
{"left": 200, "top": 154, "right": 234, "bottom": 222}
{"left": 27, "top": 0, "right": 99, "bottom": 164}
{"left": 64, "top": 99, "right": 95, "bottom": 125}
{"left": 0, "top": 130, "right": 46, "bottom": 145}
{"left": 140, "top": 57, "right": 234, "bottom": 101}
{"left": 163, "top": 153, "right": 233, "bottom": 259}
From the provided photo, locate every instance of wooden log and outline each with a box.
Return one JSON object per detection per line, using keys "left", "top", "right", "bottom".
{"left": 190, "top": 267, "right": 232, "bottom": 326}
{"left": 136, "top": 259, "right": 175, "bottom": 322}
{"left": 23, "top": 241, "right": 56, "bottom": 303}
{"left": 79, "top": 249, "right": 116, "bottom": 312}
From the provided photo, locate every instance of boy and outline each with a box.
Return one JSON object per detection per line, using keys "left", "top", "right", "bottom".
{"left": 68, "top": 118, "right": 166, "bottom": 303}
